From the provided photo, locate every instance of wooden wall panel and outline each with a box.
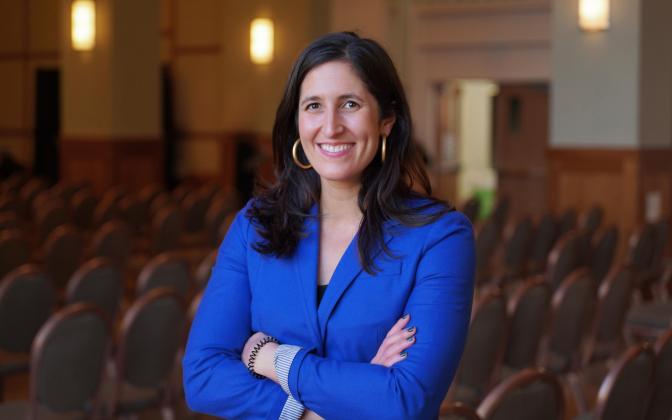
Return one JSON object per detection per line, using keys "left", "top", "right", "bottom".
{"left": 549, "top": 148, "right": 672, "bottom": 258}
{"left": 60, "top": 137, "right": 163, "bottom": 193}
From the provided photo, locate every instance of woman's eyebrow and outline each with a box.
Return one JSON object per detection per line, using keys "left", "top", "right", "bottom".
{"left": 339, "top": 93, "right": 364, "bottom": 102}
{"left": 299, "top": 95, "right": 321, "bottom": 106}
{"left": 300, "top": 93, "right": 365, "bottom": 106}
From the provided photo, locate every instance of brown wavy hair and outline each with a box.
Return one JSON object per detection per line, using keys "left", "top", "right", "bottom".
{"left": 247, "top": 32, "right": 451, "bottom": 273}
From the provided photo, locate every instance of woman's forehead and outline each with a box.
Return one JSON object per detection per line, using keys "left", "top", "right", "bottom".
{"left": 299, "top": 61, "right": 369, "bottom": 98}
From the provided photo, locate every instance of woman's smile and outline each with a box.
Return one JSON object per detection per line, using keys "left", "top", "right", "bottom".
{"left": 317, "top": 142, "right": 355, "bottom": 157}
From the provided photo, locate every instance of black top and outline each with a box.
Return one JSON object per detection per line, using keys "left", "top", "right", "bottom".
{"left": 317, "top": 284, "right": 328, "bottom": 307}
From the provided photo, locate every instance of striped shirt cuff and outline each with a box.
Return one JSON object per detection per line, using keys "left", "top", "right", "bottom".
{"left": 274, "top": 344, "right": 302, "bottom": 397}
{"left": 279, "top": 395, "right": 304, "bottom": 420}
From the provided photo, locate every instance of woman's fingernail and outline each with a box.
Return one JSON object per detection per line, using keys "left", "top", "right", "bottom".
{"left": 400, "top": 352, "right": 408, "bottom": 357}
{"left": 401, "top": 314, "right": 409, "bottom": 319}
{"left": 407, "top": 336, "right": 415, "bottom": 342}
{"left": 407, "top": 326, "right": 415, "bottom": 333}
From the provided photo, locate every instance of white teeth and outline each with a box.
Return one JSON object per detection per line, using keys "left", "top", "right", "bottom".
{"left": 319, "top": 143, "right": 353, "bottom": 153}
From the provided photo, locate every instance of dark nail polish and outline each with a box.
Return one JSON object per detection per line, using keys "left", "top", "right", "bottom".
{"left": 407, "top": 336, "right": 415, "bottom": 342}
{"left": 407, "top": 326, "right": 415, "bottom": 333}
{"left": 401, "top": 313, "right": 409, "bottom": 319}
{"left": 400, "top": 351, "right": 407, "bottom": 357}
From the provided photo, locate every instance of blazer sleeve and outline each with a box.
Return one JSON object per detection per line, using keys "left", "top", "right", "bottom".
{"left": 282, "top": 211, "right": 475, "bottom": 420}
{"left": 182, "top": 206, "right": 291, "bottom": 420}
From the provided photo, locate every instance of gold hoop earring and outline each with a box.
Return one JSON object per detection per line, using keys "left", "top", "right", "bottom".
{"left": 292, "top": 139, "right": 312, "bottom": 169}
{"left": 381, "top": 136, "right": 387, "bottom": 163}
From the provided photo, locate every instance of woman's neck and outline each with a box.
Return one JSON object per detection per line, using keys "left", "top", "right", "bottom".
{"left": 319, "top": 179, "right": 362, "bottom": 223}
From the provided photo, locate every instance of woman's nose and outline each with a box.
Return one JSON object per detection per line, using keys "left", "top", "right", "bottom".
{"left": 322, "top": 108, "right": 344, "bottom": 138}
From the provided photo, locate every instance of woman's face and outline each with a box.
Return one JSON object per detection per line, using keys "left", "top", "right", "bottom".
{"left": 297, "top": 60, "right": 395, "bottom": 186}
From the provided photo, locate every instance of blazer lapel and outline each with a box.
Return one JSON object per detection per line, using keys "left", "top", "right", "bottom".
{"left": 317, "top": 220, "right": 400, "bottom": 340}
{"left": 293, "top": 205, "right": 323, "bottom": 348}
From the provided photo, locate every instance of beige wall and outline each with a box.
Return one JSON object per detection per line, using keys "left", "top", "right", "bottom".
{"left": 407, "top": 0, "right": 551, "bottom": 156}
{"left": 172, "top": 0, "right": 328, "bottom": 178}
{"left": 457, "top": 80, "right": 497, "bottom": 202}
{"left": 0, "top": 0, "right": 61, "bottom": 166}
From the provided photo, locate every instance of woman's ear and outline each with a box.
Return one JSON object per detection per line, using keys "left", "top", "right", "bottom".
{"left": 380, "top": 115, "right": 396, "bottom": 137}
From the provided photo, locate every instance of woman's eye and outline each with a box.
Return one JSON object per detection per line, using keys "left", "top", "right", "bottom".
{"left": 305, "top": 103, "right": 320, "bottom": 111}
{"left": 343, "top": 100, "right": 359, "bottom": 110}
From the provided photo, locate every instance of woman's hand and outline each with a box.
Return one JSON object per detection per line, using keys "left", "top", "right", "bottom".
{"left": 241, "top": 332, "right": 279, "bottom": 382}
{"left": 301, "top": 409, "right": 325, "bottom": 420}
{"left": 370, "top": 314, "right": 417, "bottom": 367}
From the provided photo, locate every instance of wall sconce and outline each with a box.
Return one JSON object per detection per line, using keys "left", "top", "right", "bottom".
{"left": 71, "top": 0, "right": 96, "bottom": 51}
{"left": 579, "top": 0, "right": 609, "bottom": 32}
{"left": 250, "top": 18, "right": 273, "bottom": 64}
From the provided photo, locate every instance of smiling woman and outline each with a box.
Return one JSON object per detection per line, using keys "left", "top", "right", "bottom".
{"left": 183, "top": 32, "right": 476, "bottom": 420}
{"left": 297, "top": 60, "right": 394, "bottom": 185}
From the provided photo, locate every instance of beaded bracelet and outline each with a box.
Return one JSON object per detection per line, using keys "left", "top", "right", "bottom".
{"left": 247, "top": 336, "right": 280, "bottom": 379}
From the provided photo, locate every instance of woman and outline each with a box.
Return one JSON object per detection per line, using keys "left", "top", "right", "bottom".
{"left": 183, "top": 32, "right": 475, "bottom": 420}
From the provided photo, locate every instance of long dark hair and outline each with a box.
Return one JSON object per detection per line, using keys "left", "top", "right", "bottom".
{"left": 248, "top": 32, "right": 451, "bottom": 273}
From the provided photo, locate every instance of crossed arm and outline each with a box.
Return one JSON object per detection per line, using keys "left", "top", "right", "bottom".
{"left": 183, "top": 210, "right": 474, "bottom": 420}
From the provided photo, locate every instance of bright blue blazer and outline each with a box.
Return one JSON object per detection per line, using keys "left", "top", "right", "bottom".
{"left": 183, "top": 200, "right": 475, "bottom": 419}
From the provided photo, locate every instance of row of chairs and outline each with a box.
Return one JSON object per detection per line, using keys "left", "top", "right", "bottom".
{"left": 445, "top": 263, "right": 655, "bottom": 413}
{"left": 0, "top": 176, "right": 238, "bottom": 254}
{"left": 0, "top": 288, "right": 187, "bottom": 419}
{"left": 441, "top": 331, "right": 672, "bottom": 420}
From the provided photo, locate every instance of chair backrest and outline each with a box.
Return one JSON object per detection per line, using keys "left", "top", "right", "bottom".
{"left": 545, "top": 268, "right": 595, "bottom": 373}
{"left": 183, "top": 190, "right": 210, "bottom": 232}
{"left": 30, "top": 303, "right": 110, "bottom": 417}
{"left": 528, "top": 213, "right": 558, "bottom": 274}
{"left": 477, "top": 368, "right": 564, "bottom": 420}
{"left": 584, "top": 267, "right": 633, "bottom": 364}
{"left": 461, "top": 198, "right": 480, "bottom": 224}
{"left": 501, "top": 217, "right": 535, "bottom": 280}
{"left": 19, "top": 178, "right": 48, "bottom": 220}
{"left": 93, "top": 195, "right": 122, "bottom": 226}
{"left": 580, "top": 205, "right": 604, "bottom": 239}
{"left": 491, "top": 196, "right": 510, "bottom": 228}
{"left": 651, "top": 219, "right": 669, "bottom": 273}
{"left": 0, "top": 229, "right": 30, "bottom": 279}
{"left": 475, "top": 219, "right": 502, "bottom": 285}
{"left": 206, "top": 200, "right": 231, "bottom": 248}
{"left": 119, "top": 196, "right": 149, "bottom": 235}
{"left": 90, "top": 220, "right": 132, "bottom": 270}
{"left": 137, "top": 252, "right": 191, "bottom": 298}
{"left": 71, "top": 190, "right": 98, "bottom": 230}
{"left": 503, "top": 277, "right": 551, "bottom": 371}
{"left": 557, "top": 208, "right": 577, "bottom": 238}
{"left": 646, "top": 330, "right": 672, "bottom": 420}
{"left": 151, "top": 206, "right": 183, "bottom": 254}
{"left": 43, "top": 224, "right": 85, "bottom": 289}
{"left": 546, "top": 231, "right": 583, "bottom": 290}
{"left": 442, "top": 402, "right": 482, "bottom": 420}
{"left": 627, "top": 223, "right": 657, "bottom": 274}
{"left": 116, "top": 288, "right": 186, "bottom": 390}
{"left": 188, "top": 290, "right": 204, "bottom": 324}
{"left": 453, "top": 290, "right": 508, "bottom": 404}
{"left": 138, "top": 184, "right": 165, "bottom": 211}
{"left": 35, "top": 202, "right": 69, "bottom": 243}
{"left": 594, "top": 344, "right": 655, "bottom": 420}
{"left": 591, "top": 225, "right": 619, "bottom": 285}
{"left": 194, "top": 249, "right": 217, "bottom": 290}
{"left": 66, "top": 257, "right": 123, "bottom": 321}
{"left": 0, "top": 264, "right": 55, "bottom": 353}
